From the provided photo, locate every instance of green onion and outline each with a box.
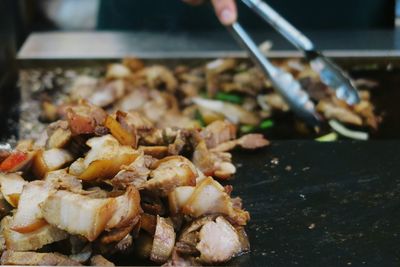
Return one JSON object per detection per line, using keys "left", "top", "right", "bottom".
{"left": 315, "top": 132, "right": 338, "bottom": 142}
{"left": 215, "top": 92, "right": 243, "bottom": 104}
{"left": 260, "top": 119, "right": 274, "bottom": 130}
{"left": 240, "top": 125, "right": 256, "bottom": 134}
{"left": 194, "top": 109, "right": 206, "bottom": 127}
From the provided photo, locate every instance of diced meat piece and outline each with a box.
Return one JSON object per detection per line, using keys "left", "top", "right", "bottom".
{"left": 150, "top": 216, "right": 176, "bottom": 264}
{"left": 90, "top": 255, "right": 115, "bottom": 266}
{"left": 104, "top": 115, "right": 137, "bottom": 147}
{"left": 0, "top": 173, "right": 28, "bottom": 207}
{"left": 196, "top": 216, "right": 241, "bottom": 264}
{"left": 11, "top": 181, "right": 56, "bottom": 233}
{"left": 114, "top": 88, "right": 150, "bottom": 112}
{"left": 2, "top": 216, "right": 68, "bottom": 251}
{"left": 106, "top": 186, "right": 142, "bottom": 229}
{"left": 44, "top": 169, "right": 82, "bottom": 193}
{"left": 112, "top": 152, "right": 151, "bottom": 189}
{"left": 117, "top": 110, "right": 153, "bottom": 131}
{"left": 65, "top": 102, "right": 107, "bottom": 135}
{"left": 88, "top": 80, "right": 127, "bottom": 108}
{"left": 45, "top": 120, "right": 72, "bottom": 149}
{"left": 140, "top": 213, "right": 157, "bottom": 235}
{"left": 139, "top": 146, "right": 169, "bottom": 159}
{"left": 69, "top": 135, "right": 139, "bottom": 181}
{"left": 41, "top": 190, "right": 116, "bottom": 241}
{"left": 259, "top": 93, "right": 290, "bottom": 112}
{"left": 168, "top": 186, "right": 195, "bottom": 215}
{"left": 122, "top": 57, "right": 145, "bottom": 72}
{"left": 192, "top": 140, "right": 236, "bottom": 180}
{"left": 193, "top": 98, "right": 260, "bottom": 125}
{"left": 200, "top": 120, "right": 236, "bottom": 149}
{"left": 32, "top": 148, "right": 74, "bottom": 178}
{"left": 1, "top": 250, "right": 81, "bottom": 266}
{"left": 317, "top": 100, "right": 363, "bottom": 126}
{"left": 137, "top": 65, "right": 178, "bottom": 92}
{"left": 211, "top": 134, "right": 269, "bottom": 152}
{"left": 143, "top": 156, "right": 197, "bottom": 196}
{"left": 182, "top": 177, "right": 249, "bottom": 225}
{"left": 106, "top": 63, "right": 132, "bottom": 80}
{"left": 100, "top": 222, "right": 137, "bottom": 245}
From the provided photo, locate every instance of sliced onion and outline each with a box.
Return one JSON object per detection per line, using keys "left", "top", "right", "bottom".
{"left": 329, "top": 120, "right": 369, "bottom": 141}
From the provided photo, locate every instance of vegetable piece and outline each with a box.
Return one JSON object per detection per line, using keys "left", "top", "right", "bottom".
{"left": 329, "top": 120, "right": 369, "bottom": 140}
{"left": 11, "top": 181, "right": 56, "bottom": 233}
{"left": 194, "top": 109, "right": 206, "bottom": 127}
{"left": 143, "top": 156, "right": 197, "bottom": 197}
{"left": 104, "top": 115, "right": 137, "bottom": 147}
{"left": 2, "top": 216, "right": 68, "bottom": 251}
{"left": 215, "top": 92, "right": 243, "bottom": 104}
{"left": 315, "top": 132, "right": 338, "bottom": 142}
{"left": 0, "top": 151, "right": 34, "bottom": 173}
{"left": 0, "top": 173, "right": 28, "bottom": 207}
{"left": 260, "top": 119, "right": 274, "bottom": 129}
{"left": 150, "top": 216, "right": 176, "bottom": 264}
{"left": 41, "top": 190, "right": 116, "bottom": 241}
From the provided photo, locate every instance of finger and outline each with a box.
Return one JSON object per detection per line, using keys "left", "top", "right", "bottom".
{"left": 182, "top": 0, "right": 205, "bottom": 6}
{"left": 211, "top": 0, "right": 237, "bottom": 25}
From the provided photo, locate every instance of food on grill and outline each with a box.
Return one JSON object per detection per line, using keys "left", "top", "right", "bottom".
{"left": 0, "top": 87, "right": 267, "bottom": 265}
{"left": 0, "top": 57, "right": 380, "bottom": 265}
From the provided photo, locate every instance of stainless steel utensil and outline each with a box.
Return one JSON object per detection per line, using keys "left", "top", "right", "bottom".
{"left": 228, "top": 22, "right": 321, "bottom": 126}
{"left": 241, "top": 0, "right": 360, "bottom": 105}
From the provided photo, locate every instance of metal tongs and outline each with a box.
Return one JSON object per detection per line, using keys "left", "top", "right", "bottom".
{"left": 227, "top": 0, "right": 360, "bottom": 126}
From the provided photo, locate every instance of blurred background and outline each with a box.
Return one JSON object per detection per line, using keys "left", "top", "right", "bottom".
{"left": 0, "top": 0, "right": 398, "bottom": 91}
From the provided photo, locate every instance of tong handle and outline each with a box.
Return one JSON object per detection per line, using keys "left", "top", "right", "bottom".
{"left": 228, "top": 23, "right": 277, "bottom": 78}
{"left": 228, "top": 22, "right": 320, "bottom": 126}
{"left": 241, "top": 0, "right": 314, "bottom": 52}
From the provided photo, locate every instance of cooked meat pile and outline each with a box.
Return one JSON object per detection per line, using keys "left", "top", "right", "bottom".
{"left": 31, "top": 58, "right": 379, "bottom": 140}
{"left": 0, "top": 90, "right": 268, "bottom": 265}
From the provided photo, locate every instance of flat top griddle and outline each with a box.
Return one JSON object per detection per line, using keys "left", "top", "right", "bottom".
{"left": 3, "top": 38, "right": 400, "bottom": 265}
{"left": 228, "top": 141, "right": 400, "bottom": 266}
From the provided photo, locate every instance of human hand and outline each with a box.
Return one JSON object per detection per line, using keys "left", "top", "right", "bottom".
{"left": 183, "top": 0, "right": 237, "bottom": 26}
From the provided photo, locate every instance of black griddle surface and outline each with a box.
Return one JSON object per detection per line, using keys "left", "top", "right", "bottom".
{"left": 226, "top": 140, "right": 400, "bottom": 266}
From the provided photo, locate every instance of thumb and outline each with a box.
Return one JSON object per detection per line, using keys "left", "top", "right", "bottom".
{"left": 211, "top": 0, "right": 237, "bottom": 25}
